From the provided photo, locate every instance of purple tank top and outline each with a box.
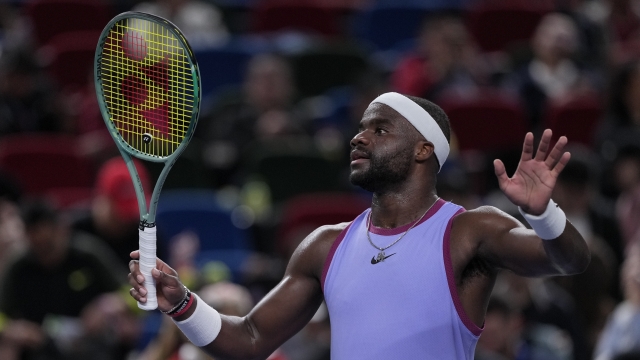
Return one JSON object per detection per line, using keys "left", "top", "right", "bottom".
{"left": 321, "top": 199, "right": 482, "bottom": 360}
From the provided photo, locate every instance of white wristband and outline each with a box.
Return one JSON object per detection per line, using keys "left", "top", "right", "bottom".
{"left": 173, "top": 294, "right": 222, "bottom": 347}
{"left": 518, "top": 200, "right": 567, "bottom": 240}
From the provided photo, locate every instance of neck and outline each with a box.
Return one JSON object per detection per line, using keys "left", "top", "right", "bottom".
{"left": 370, "top": 180, "right": 438, "bottom": 229}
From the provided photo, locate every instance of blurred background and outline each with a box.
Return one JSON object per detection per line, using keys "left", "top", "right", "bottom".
{"left": 0, "top": 0, "right": 640, "bottom": 359}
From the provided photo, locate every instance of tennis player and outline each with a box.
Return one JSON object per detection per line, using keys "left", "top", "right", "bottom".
{"left": 129, "top": 92, "right": 590, "bottom": 360}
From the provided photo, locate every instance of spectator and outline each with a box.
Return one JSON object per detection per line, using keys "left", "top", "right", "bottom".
{"left": 613, "top": 146, "right": 640, "bottom": 249}
{"left": 391, "top": 13, "right": 486, "bottom": 101}
{"left": 597, "top": 61, "right": 640, "bottom": 161}
{"left": 475, "top": 295, "right": 572, "bottom": 360}
{"left": 133, "top": 0, "right": 229, "bottom": 49}
{"left": 0, "top": 50, "right": 67, "bottom": 135}
{"left": 550, "top": 149, "right": 619, "bottom": 356}
{"left": 492, "top": 272, "right": 588, "bottom": 360}
{"left": 606, "top": 0, "right": 640, "bottom": 64}
{"left": 594, "top": 243, "right": 640, "bottom": 360}
{"left": 0, "top": 201, "right": 124, "bottom": 360}
{"left": 73, "top": 157, "right": 165, "bottom": 269}
{"left": 198, "top": 53, "right": 311, "bottom": 187}
{"left": 505, "top": 13, "right": 599, "bottom": 128}
{"left": 0, "top": 171, "right": 25, "bottom": 279}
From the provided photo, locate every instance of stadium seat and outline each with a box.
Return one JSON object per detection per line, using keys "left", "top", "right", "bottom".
{"left": 351, "top": 4, "right": 433, "bottom": 50}
{"left": 542, "top": 94, "right": 603, "bottom": 148}
{"left": 25, "top": 0, "right": 112, "bottom": 46}
{"left": 42, "top": 31, "right": 100, "bottom": 92}
{"left": 277, "top": 192, "right": 370, "bottom": 257}
{"left": 155, "top": 189, "right": 254, "bottom": 281}
{"left": 45, "top": 187, "right": 93, "bottom": 211}
{"left": 194, "top": 40, "right": 263, "bottom": 100}
{"left": 250, "top": 0, "right": 342, "bottom": 37}
{"left": 290, "top": 46, "right": 370, "bottom": 98}
{"left": 438, "top": 90, "right": 529, "bottom": 154}
{"left": 465, "top": 0, "right": 553, "bottom": 52}
{"left": 156, "top": 189, "right": 253, "bottom": 251}
{"left": 0, "top": 134, "right": 95, "bottom": 196}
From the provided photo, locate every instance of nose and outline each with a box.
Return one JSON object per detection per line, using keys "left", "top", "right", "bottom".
{"left": 350, "top": 130, "right": 370, "bottom": 148}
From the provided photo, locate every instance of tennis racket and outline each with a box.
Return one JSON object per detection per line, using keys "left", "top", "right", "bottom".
{"left": 94, "top": 11, "right": 201, "bottom": 310}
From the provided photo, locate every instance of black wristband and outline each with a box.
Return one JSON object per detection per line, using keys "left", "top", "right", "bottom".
{"left": 161, "top": 286, "right": 191, "bottom": 316}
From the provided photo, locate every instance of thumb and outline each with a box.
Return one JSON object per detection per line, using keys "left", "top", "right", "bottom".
{"left": 152, "top": 268, "right": 185, "bottom": 301}
{"left": 152, "top": 268, "right": 180, "bottom": 288}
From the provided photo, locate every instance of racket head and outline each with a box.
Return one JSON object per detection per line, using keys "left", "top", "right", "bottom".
{"left": 94, "top": 11, "right": 201, "bottom": 163}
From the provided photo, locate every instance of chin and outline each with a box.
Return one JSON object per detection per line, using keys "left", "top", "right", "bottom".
{"left": 349, "top": 172, "right": 375, "bottom": 192}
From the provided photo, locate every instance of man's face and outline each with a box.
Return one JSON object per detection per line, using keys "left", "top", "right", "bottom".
{"left": 349, "top": 103, "right": 416, "bottom": 192}
{"left": 26, "top": 221, "right": 68, "bottom": 267}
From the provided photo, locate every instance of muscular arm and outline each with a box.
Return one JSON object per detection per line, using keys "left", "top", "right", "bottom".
{"left": 484, "top": 129, "right": 590, "bottom": 276}
{"left": 450, "top": 130, "right": 591, "bottom": 327}
{"left": 457, "top": 206, "right": 590, "bottom": 277}
{"left": 130, "top": 224, "right": 345, "bottom": 360}
{"left": 202, "top": 225, "right": 336, "bottom": 359}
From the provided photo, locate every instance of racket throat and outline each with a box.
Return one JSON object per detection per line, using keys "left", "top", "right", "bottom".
{"left": 139, "top": 219, "right": 156, "bottom": 230}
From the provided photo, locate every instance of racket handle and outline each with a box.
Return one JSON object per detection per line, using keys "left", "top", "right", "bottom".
{"left": 138, "top": 226, "right": 158, "bottom": 310}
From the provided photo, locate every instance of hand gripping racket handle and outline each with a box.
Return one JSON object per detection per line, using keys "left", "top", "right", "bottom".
{"left": 138, "top": 226, "right": 158, "bottom": 310}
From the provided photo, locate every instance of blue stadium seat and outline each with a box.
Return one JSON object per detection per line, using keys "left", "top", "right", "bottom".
{"left": 351, "top": 3, "right": 461, "bottom": 50}
{"left": 156, "top": 189, "right": 252, "bottom": 251}
{"left": 194, "top": 38, "right": 269, "bottom": 100}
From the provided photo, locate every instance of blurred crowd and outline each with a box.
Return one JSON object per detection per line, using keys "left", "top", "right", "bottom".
{"left": 1, "top": 0, "right": 640, "bottom": 359}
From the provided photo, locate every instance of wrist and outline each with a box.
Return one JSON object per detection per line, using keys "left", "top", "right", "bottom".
{"left": 172, "top": 293, "right": 222, "bottom": 347}
{"left": 519, "top": 199, "right": 567, "bottom": 240}
{"left": 160, "top": 285, "right": 192, "bottom": 317}
{"left": 173, "top": 295, "right": 198, "bottom": 321}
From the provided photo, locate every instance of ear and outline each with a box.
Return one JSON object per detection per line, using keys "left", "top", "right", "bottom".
{"left": 415, "top": 141, "right": 435, "bottom": 163}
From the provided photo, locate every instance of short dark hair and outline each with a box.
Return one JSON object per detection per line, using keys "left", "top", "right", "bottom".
{"left": 22, "top": 200, "right": 58, "bottom": 229}
{"left": 404, "top": 95, "right": 451, "bottom": 144}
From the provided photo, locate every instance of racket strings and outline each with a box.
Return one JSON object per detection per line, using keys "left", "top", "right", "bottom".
{"left": 99, "top": 17, "right": 195, "bottom": 158}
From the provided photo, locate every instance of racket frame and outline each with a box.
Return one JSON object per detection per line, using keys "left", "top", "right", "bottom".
{"left": 94, "top": 11, "right": 201, "bottom": 310}
{"left": 94, "top": 11, "right": 201, "bottom": 224}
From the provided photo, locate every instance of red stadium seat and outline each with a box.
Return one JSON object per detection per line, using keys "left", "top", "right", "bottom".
{"left": 41, "top": 31, "right": 101, "bottom": 92}
{"left": 45, "top": 187, "right": 93, "bottom": 210}
{"left": 0, "top": 134, "right": 96, "bottom": 196}
{"left": 25, "top": 0, "right": 112, "bottom": 46}
{"left": 542, "top": 94, "right": 603, "bottom": 148}
{"left": 250, "top": 0, "right": 342, "bottom": 37}
{"left": 438, "top": 90, "right": 529, "bottom": 154}
{"left": 466, "top": 0, "right": 553, "bottom": 52}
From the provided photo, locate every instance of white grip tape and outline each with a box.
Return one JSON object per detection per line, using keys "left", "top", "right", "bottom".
{"left": 519, "top": 200, "right": 567, "bottom": 240}
{"left": 173, "top": 293, "right": 222, "bottom": 347}
{"left": 138, "top": 226, "right": 158, "bottom": 310}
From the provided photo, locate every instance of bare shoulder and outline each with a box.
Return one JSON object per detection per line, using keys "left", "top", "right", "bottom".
{"left": 287, "top": 222, "right": 351, "bottom": 280}
{"left": 452, "top": 205, "right": 524, "bottom": 239}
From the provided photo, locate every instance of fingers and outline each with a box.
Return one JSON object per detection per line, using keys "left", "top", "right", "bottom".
{"left": 521, "top": 132, "right": 534, "bottom": 161}
{"left": 544, "top": 135, "right": 568, "bottom": 169}
{"left": 128, "top": 253, "right": 183, "bottom": 306}
{"left": 128, "top": 260, "right": 147, "bottom": 302}
{"left": 552, "top": 151, "right": 571, "bottom": 176}
{"left": 493, "top": 159, "right": 508, "bottom": 189}
{"left": 534, "top": 129, "right": 552, "bottom": 162}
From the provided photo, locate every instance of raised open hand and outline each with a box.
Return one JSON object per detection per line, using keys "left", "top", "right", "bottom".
{"left": 493, "top": 129, "right": 571, "bottom": 215}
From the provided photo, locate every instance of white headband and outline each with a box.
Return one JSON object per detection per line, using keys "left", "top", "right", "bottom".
{"left": 370, "top": 92, "right": 449, "bottom": 171}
